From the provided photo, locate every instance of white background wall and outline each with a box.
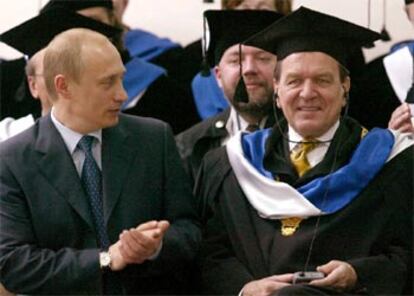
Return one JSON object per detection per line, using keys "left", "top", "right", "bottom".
{"left": 0, "top": 0, "right": 413, "bottom": 62}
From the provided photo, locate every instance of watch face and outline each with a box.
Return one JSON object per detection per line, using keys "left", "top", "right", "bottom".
{"left": 100, "top": 252, "right": 111, "bottom": 267}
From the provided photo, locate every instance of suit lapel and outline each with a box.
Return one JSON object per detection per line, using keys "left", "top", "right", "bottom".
{"left": 101, "top": 120, "right": 137, "bottom": 224}
{"left": 34, "top": 116, "right": 95, "bottom": 230}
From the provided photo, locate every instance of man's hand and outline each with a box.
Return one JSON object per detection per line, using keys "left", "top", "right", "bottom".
{"left": 310, "top": 260, "right": 357, "bottom": 292}
{"left": 118, "top": 220, "right": 170, "bottom": 265}
{"left": 242, "top": 274, "right": 293, "bottom": 296}
{"left": 388, "top": 103, "right": 414, "bottom": 133}
{"left": 108, "top": 241, "right": 127, "bottom": 271}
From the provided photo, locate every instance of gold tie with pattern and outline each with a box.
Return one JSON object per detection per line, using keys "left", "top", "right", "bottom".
{"left": 280, "top": 139, "right": 319, "bottom": 236}
{"left": 290, "top": 140, "right": 319, "bottom": 177}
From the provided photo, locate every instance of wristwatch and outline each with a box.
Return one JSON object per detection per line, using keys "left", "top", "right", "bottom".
{"left": 99, "top": 251, "right": 112, "bottom": 270}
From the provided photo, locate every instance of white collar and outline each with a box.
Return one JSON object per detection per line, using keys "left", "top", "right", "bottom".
{"left": 51, "top": 107, "right": 102, "bottom": 154}
{"left": 226, "top": 107, "right": 268, "bottom": 137}
{"left": 288, "top": 120, "right": 340, "bottom": 151}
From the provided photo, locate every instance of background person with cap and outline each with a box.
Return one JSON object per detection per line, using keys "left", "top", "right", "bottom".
{"left": 0, "top": 28, "right": 200, "bottom": 294}
{"left": 347, "top": 0, "right": 414, "bottom": 132}
{"left": 0, "top": 9, "right": 121, "bottom": 142}
{"left": 196, "top": 7, "right": 413, "bottom": 295}
{"left": 386, "top": 0, "right": 414, "bottom": 133}
{"left": 1, "top": 0, "right": 198, "bottom": 134}
{"left": 178, "top": 0, "right": 292, "bottom": 121}
{"left": 175, "top": 9, "right": 283, "bottom": 186}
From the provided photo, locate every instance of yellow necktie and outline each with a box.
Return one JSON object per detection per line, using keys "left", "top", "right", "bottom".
{"left": 290, "top": 140, "right": 319, "bottom": 177}
{"left": 280, "top": 140, "right": 319, "bottom": 236}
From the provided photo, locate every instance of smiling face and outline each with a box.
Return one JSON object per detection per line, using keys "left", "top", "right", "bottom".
{"left": 215, "top": 44, "right": 276, "bottom": 117}
{"left": 274, "top": 52, "right": 350, "bottom": 138}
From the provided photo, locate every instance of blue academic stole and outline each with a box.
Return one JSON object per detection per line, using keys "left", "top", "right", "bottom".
{"left": 241, "top": 128, "right": 395, "bottom": 214}
{"left": 122, "top": 57, "right": 166, "bottom": 110}
{"left": 124, "top": 29, "right": 180, "bottom": 62}
{"left": 191, "top": 70, "right": 229, "bottom": 120}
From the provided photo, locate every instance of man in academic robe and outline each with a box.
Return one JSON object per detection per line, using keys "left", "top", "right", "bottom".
{"left": 196, "top": 7, "right": 413, "bottom": 295}
{"left": 175, "top": 10, "right": 283, "bottom": 185}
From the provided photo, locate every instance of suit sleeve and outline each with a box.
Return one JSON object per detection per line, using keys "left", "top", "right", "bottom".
{"left": 137, "top": 124, "right": 201, "bottom": 287}
{"left": 0, "top": 157, "right": 101, "bottom": 294}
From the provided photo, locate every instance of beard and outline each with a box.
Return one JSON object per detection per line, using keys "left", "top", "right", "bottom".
{"left": 231, "top": 85, "right": 273, "bottom": 117}
{"left": 232, "top": 90, "right": 274, "bottom": 118}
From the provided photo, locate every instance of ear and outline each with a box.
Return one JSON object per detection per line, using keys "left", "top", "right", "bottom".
{"left": 27, "top": 76, "right": 39, "bottom": 99}
{"left": 273, "top": 79, "right": 281, "bottom": 108}
{"left": 341, "top": 77, "right": 351, "bottom": 107}
{"left": 214, "top": 65, "right": 223, "bottom": 89}
{"left": 54, "top": 74, "right": 71, "bottom": 99}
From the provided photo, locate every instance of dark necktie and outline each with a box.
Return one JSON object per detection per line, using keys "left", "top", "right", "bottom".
{"left": 78, "top": 136, "right": 123, "bottom": 294}
{"left": 78, "top": 136, "right": 110, "bottom": 248}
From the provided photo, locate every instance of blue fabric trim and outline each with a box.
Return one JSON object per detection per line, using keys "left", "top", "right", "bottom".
{"left": 241, "top": 128, "right": 395, "bottom": 214}
{"left": 122, "top": 57, "right": 166, "bottom": 110}
{"left": 191, "top": 70, "right": 229, "bottom": 119}
{"left": 390, "top": 40, "right": 414, "bottom": 55}
{"left": 125, "top": 29, "right": 180, "bottom": 62}
{"left": 242, "top": 128, "right": 273, "bottom": 179}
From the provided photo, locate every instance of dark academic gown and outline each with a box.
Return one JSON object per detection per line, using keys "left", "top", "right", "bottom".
{"left": 0, "top": 58, "right": 40, "bottom": 120}
{"left": 348, "top": 55, "right": 400, "bottom": 129}
{"left": 175, "top": 109, "right": 229, "bottom": 186}
{"left": 123, "top": 74, "right": 200, "bottom": 134}
{"left": 177, "top": 39, "right": 203, "bottom": 95}
{"left": 195, "top": 117, "right": 413, "bottom": 295}
{"left": 176, "top": 108, "right": 277, "bottom": 187}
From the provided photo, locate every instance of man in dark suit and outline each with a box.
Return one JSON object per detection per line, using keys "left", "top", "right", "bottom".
{"left": 0, "top": 28, "right": 200, "bottom": 294}
{"left": 196, "top": 7, "right": 413, "bottom": 295}
{"left": 175, "top": 10, "right": 283, "bottom": 186}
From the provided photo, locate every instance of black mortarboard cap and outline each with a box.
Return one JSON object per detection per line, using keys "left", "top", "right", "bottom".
{"left": 0, "top": 8, "right": 121, "bottom": 58}
{"left": 203, "top": 10, "right": 283, "bottom": 103}
{"left": 204, "top": 10, "right": 284, "bottom": 67}
{"left": 406, "top": 0, "right": 414, "bottom": 5}
{"left": 41, "top": 0, "right": 113, "bottom": 14}
{"left": 244, "top": 6, "right": 382, "bottom": 68}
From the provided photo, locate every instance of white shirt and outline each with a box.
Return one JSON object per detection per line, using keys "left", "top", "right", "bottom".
{"left": 288, "top": 121, "right": 340, "bottom": 168}
{"left": 50, "top": 108, "right": 102, "bottom": 176}
{"left": 222, "top": 107, "right": 268, "bottom": 145}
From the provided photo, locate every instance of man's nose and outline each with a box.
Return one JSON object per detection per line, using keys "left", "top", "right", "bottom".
{"left": 242, "top": 57, "right": 258, "bottom": 75}
{"left": 299, "top": 80, "right": 316, "bottom": 99}
{"left": 116, "top": 83, "right": 128, "bottom": 102}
